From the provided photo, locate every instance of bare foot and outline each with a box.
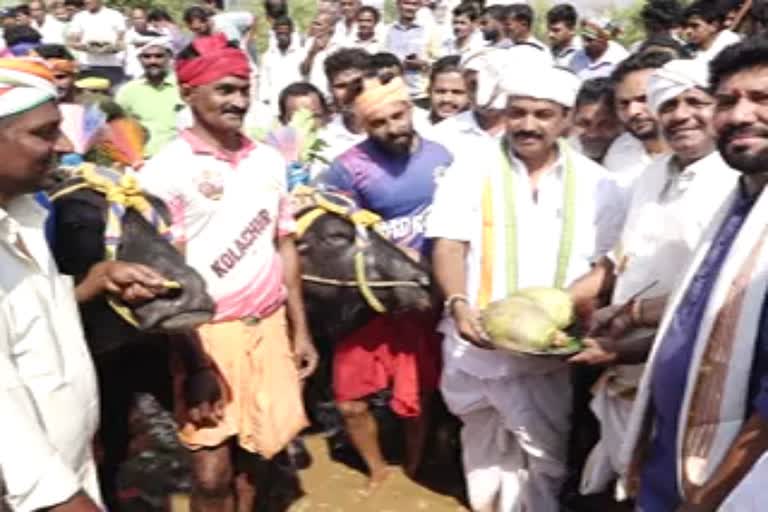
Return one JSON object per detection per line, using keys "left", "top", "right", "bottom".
{"left": 358, "top": 466, "right": 393, "bottom": 496}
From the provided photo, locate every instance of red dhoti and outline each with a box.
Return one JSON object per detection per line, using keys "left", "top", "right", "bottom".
{"left": 333, "top": 310, "right": 441, "bottom": 417}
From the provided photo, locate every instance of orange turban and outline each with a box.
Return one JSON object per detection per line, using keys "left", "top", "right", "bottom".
{"left": 354, "top": 76, "right": 410, "bottom": 121}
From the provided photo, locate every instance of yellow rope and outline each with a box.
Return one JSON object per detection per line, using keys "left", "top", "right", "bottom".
{"left": 354, "top": 251, "right": 387, "bottom": 313}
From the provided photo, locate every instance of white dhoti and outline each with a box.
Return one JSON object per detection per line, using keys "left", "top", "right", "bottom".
{"left": 579, "top": 364, "right": 642, "bottom": 499}
{"left": 441, "top": 355, "right": 572, "bottom": 512}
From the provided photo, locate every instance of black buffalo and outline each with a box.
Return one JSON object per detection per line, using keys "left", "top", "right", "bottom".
{"left": 294, "top": 194, "right": 432, "bottom": 341}
{"left": 49, "top": 173, "right": 215, "bottom": 508}
{"left": 48, "top": 177, "right": 433, "bottom": 508}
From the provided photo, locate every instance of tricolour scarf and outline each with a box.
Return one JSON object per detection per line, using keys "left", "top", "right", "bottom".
{"left": 476, "top": 139, "right": 576, "bottom": 308}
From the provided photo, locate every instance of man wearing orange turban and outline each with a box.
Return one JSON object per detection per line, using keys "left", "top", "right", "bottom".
{"left": 317, "top": 74, "right": 453, "bottom": 490}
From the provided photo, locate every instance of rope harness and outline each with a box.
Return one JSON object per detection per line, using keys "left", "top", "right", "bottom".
{"left": 293, "top": 186, "right": 424, "bottom": 314}
{"left": 49, "top": 164, "right": 179, "bottom": 328}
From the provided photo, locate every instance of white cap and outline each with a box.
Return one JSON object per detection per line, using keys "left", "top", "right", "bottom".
{"left": 647, "top": 58, "right": 709, "bottom": 116}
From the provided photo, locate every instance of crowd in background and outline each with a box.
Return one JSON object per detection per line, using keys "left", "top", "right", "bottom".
{"left": 7, "top": 0, "right": 768, "bottom": 511}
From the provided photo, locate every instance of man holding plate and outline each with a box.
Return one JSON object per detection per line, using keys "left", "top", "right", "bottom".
{"left": 427, "top": 64, "right": 627, "bottom": 511}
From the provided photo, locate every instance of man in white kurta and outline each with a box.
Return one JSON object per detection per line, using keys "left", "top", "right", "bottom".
{"left": 0, "top": 58, "right": 101, "bottom": 512}
{"left": 428, "top": 65, "right": 626, "bottom": 512}
{"left": 0, "top": 58, "right": 174, "bottom": 512}
{"left": 601, "top": 51, "right": 673, "bottom": 189}
{"left": 573, "top": 59, "right": 740, "bottom": 499}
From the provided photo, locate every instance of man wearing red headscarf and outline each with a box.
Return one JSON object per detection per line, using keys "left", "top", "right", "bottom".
{"left": 139, "top": 35, "right": 318, "bottom": 512}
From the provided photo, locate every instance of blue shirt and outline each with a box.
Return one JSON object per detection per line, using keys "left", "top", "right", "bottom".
{"left": 319, "top": 137, "right": 452, "bottom": 254}
{"left": 639, "top": 188, "right": 768, "bottom": 510}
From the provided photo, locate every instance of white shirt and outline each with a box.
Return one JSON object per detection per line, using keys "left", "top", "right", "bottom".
{"left": 258, "top": 40, "right": 304, "bottom": 111}
{"left": 331, "top": 19, "right": 363, "bottom": 47}
{"left": 213, "top": 11, "right": 254, "bottom": 44}
{"left": 349, "top": 34, "right": 385, "bottom": 53}
{"left": 68, "top": 6, "right": 126, "bottom": 67}
{"left": 302, "top": 37, "right": 341, "bottom": 97}
{"left": 32, "top": 15, "right": 67, "bottom": 44}
{"left": 696, "top": 29, "right": 742, "bottom": 64}
{"left": 612, "top": 151, "right": 738, "bottom": 305}
{"left": 412, "top": 106, "right": 444, "bottom": 142}
{"left": 569, "top": 40, "right": 629, "bottom": 80}
{"left": 429, "top": 109, "right": 503, "bottom": 152}
{"left": 139, "top": 132, "right": 295, "bottom": 321}
{"left": 602, "top": 151, "right": 738, "bottom": 395}
{"left": 519, "top": 34, "right": 548, "bottom": 52}
{"left": 426, "top": 139, "right": 626, "bottom": 378}
{"left": 439, "top": 30, "right": 485, "bottom": 57}
{"left": 0, "top": 196, "right": 101, "bottom": 512}
{"left": 317, "top": 113, "right": 366, "bottom": 164}
{"left": 552, "top": 36, "right": 582, "bottom": 67}
{"left": 602, "top": 132, "right": 661, "bottom": 190}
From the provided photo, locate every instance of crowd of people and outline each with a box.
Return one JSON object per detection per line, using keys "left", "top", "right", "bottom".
{"left": 4, "top": 0, "right": 768, "bottom": 511}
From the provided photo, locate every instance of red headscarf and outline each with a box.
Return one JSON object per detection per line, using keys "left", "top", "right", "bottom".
{"left": 175, "top": 33, "right": 250, "bottom": 87}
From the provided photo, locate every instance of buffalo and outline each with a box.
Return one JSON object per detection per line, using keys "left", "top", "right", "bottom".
{"left": 47, "top": 172, "right": 433, "bottom": 508}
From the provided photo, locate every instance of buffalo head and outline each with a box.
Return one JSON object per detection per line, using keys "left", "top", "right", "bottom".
{"left": 293, "top": 190, "right": 433, "bottom": 340}
{"left": 50, "top": 174, "right": 214, "bottom": 353}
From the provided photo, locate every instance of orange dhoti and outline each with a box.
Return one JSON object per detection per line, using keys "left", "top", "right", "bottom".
{"left": 174, "top": 307, "right": 308, "bottom": 459}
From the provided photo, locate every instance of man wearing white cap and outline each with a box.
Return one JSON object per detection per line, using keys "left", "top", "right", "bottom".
{"left": 116, "top": 35, "right": 184, "bottom": 156}
{"left": 427, "top": 65, "right": 626, "bottom": 511}
{"left": 432, "top": 46, "right": 548, "bottom": 150}
{"left": 570, "top": 57, "right": 738, "bottom": 500}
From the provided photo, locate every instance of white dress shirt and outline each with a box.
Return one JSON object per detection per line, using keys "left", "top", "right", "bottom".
{"left": 0, "top": 195, "right": 101, "bottom": 512}
{"left": 427, "top": 139, "right": 627, "bottom": 378}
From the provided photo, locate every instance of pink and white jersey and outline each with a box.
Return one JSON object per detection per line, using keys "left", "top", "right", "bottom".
{"left": 139, "top": 129, "right": 295, "bottom": 322}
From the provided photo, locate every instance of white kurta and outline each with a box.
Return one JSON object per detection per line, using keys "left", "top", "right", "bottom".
{"left": 0, "top": 196, "right": 101, "bottom": 512}
{"left": 581, "top": 151, "right": 739, "bottom": 496}
{"left": 602, "top": 132, "right": 662, "bottom": 190}
{"left": 429, "top": 110, "right": 503, "bottom": 155}
{"left": 426, "top": 138, "right": 627, "bottom": 511}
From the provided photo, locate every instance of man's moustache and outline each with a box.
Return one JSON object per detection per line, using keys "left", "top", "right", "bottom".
{"left": 513, "top": 131, "right": 543, "bottom": 140}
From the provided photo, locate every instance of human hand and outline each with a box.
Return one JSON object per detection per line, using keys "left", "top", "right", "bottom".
{"left": 453, "top": 301, "right": 494, "bottom": 349}
{"left": 293, "top": 333, "right": 319, "bottom": 379}
{"left": 568, "top": 338, "right": 618, "bottom": 365}
{"left": 86, "top": 260, "right": 169, "bottom": 304}
{"left": 587, "top": 303, "right": 634, "bottom": 339}
{"left": 184, "top": 368, "right": 225, "bottom": 428}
